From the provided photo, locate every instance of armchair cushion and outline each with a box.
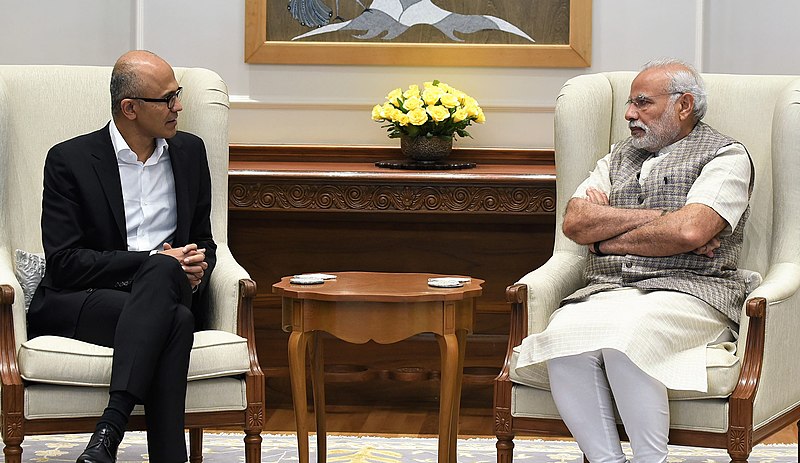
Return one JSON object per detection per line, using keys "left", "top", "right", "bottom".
{"left": 18, "top": 330, "right": 250, "bottom": 387}
{"left": 510, "top": 340, "right": 741, "bottom": 400}
{"left": 509, "top": 268, "right": 761, "bottom": 400}
{"left": 24, "top": 378, "right": 248, "bottom": 420}
{"left": 510, "top": 383, "right": 732, "bottom": 434}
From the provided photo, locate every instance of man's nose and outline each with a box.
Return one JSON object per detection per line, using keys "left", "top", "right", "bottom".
{"left": 172, "top": 99, "right": 183, "bottom": 113}
{"left": 625, "top": 105, "right": 638, "bottom": 121}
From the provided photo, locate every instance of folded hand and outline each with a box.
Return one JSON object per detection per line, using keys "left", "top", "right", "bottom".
{"left": 692, "top": 236, "right": 721, "bottom": 258}
{"left": 161, "top": 243, "right": 208, "bottom": 288}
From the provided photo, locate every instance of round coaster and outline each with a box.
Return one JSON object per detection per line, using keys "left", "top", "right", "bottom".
{"left": 427, "top": 277, "right": 465, "bottom": 288}
{"left": 290, "top": 276, "right": 325, "bottom": 285}
{"left": 294, "top": 273, "right": 337, "bottom": 280}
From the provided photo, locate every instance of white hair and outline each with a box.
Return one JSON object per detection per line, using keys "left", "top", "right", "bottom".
{"left": 641, "top": 58, "right": 707, "bottom": 121}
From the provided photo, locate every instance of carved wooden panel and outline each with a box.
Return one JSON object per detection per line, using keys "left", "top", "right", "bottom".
{"left": 728, "top": 425, "right": 752, "bottom": 454}
{"left": 3, "top": 414, "right": 23, "bottom": 439}
{"left": 495, "top": 409, "right": 513, "bottom": 434}
{"left": 230, "top": 182, "right": 556, "bottom": 215}
{"left": 246, "top": 404, "right": 265, "bottom": 429}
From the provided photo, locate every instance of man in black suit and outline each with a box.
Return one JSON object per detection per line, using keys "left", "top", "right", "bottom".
{"left": 28, "top": 50, "right": 216, "bottom": 463}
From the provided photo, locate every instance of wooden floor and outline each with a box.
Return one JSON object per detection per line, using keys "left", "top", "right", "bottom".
{"left": 260, "top": 405, "right": 799, "bottom": 444}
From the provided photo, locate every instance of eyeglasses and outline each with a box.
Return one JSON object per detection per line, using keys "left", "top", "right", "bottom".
{"left": 127, "top": 87, "right": 183, "bottom": 110}
{"left": 626, "top": 92, "right": 683, "bottom": 110}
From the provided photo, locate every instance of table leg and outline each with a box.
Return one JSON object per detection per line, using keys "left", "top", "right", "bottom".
{"left": 451, "top": 329, "right": 468, "bottom": 463}
{"left": 309, "top": 332, "right": 326, "bottom": 463}
{"left": 288, "top": 331, "right": 311, "bottom": 463}
{"left": 436, "top": 332, "right": 461, "bottom": 463}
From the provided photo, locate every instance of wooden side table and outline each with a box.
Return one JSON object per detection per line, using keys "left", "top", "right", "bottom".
{"left": 273, "top": 271, "right": 483, "bottom": 463}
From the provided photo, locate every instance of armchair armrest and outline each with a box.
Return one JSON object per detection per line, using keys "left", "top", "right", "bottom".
{"left": 736, "top": 262, "right": 800, "bottom": 356}
{"left": 496, "top": 251, "right": 585, "bottom": 386}
{"left": 206, "top": 243, "right": 254, "bottom": 334}
{"left": 205, "top": 244, "right": 263, "bottom": 397}
{"left": 515, "top": 251, "right": 586, "bottom": 336}
{"left": 731, "top": 262, "right": 800, "bottom": 426}
{"left": 0, "top": 273, "right": 24, "bottom": 432}
{"left": 745, "top": 262, "right": 800, "bottom": 306}
{"left": 0, "top": 253, "right": 27, "bottom": 349}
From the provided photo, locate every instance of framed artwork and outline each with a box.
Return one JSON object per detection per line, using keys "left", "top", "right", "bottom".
{"left": 245, "top": 0, "right": 591, "bottom": 67}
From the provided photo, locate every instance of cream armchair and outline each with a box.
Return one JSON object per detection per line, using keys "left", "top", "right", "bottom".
{"left": 494, "top": 72, "right": 800, "bottom": 463}
{"left": 0, "top": 66, "right": 264, "bottom": 463}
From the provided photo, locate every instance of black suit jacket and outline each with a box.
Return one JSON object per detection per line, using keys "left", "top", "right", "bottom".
{"left": 28, "top": 124, "right": 217, "bottom": 339}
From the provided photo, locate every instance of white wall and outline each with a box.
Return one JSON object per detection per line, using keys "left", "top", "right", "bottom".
{"left": 2, "top": 0, "right": 798, "bottom": 149}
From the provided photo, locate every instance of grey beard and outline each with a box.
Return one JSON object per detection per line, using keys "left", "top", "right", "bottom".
{"left": 630, "top": 118, "right": 680, "bottom": 152}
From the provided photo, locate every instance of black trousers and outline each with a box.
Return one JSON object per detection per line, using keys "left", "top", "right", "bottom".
{"left": 74, "top": 254, "right": 194, "bottom": 463}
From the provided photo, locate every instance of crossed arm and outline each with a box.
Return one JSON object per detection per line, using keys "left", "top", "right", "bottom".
{"left": 562, "top": 187, "right": 727, "bottom": 258}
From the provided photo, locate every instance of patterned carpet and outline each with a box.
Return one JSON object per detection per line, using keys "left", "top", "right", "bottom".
{"left": 4, "top": 432, "right": 797, "bottom": 462}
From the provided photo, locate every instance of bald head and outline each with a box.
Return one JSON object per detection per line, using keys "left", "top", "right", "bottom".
{"left": 110, "top": 50, "right": 172, "bottom": 117}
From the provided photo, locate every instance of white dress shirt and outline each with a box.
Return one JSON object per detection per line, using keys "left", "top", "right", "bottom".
{"left": 109, "top": 121, "right": 177, "bottom": 252}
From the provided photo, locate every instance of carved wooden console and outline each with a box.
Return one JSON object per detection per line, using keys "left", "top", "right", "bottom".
{"left": 227, "top": 144, "right": 556, "bottom": 410}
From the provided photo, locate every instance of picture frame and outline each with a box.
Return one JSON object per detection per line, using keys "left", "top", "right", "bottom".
{"left": 244, "top": 0, "right": 591, "bottom": 67}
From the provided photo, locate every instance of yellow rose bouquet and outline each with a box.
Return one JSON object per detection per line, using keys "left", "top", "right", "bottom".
{"left": 371, "top": 80, "right": 485, "bottom": 139}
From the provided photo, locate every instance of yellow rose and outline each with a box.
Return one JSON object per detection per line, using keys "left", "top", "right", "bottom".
{"left": 391, "top": 108, "right": 407, "bottom": 123}
{"left": 475, "top": 107, "right": 486, "bottom": 123}
{"left": 386, "top": 88, "right": 403, "bottom": 105}
{"left": 452, "top": 90, "right": 467, "bottom": 104}
{"left": 403, "top": 96, "right": 423, "bottom": 111}
{"left": 439, "top": 92, "right": 459, "bottom": 109}
{"left": 371, "top": 105, "right": 384, "bottom": 121}
{"left": 407, "top": 108, "right": 428, "bottom": 125}
{"left": 395, "top": 112, "right": 410, "bottom": 126}
{"left": 438, "top": 82, "right": 454, "bottom": 93}
{"left": 427, "top": 105, "right": 450, "bottom": 122}
{"left": 422, "top": 87, "right": 443, "bottom": 106}
{"left": 403, "top": 84, "right": 420, "bottom": 99}
{"left": 465, "top": 102, "right": 481, "bottom": 118}
{"left": 423, "top": 81, "right": 436, "bottom": 89}
{"left": 452, "top": 107, "right": 469, "bottom": 123}
{"left": 381, "top": 102, "right": 396, "bottom": 118}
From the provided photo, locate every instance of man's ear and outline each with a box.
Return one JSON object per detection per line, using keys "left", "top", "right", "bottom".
{"left": 119, "top": 99, "right": 138, "bottom": 120}
{"left": 677, "top": 93, "right": 695, "bottom": 121}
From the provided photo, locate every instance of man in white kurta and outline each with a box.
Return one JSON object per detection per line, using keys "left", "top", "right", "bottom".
{"left": 515, "top": 59, "right": 753, "bottom": 463}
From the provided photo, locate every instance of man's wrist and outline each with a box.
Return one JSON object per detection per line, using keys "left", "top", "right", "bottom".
{"left": 592, "top": 240, "right": 608, "bottom": 256}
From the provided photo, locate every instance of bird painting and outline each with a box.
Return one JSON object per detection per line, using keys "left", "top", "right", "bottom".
{"left": 289, "top": 0, "right": 535, "bottom": 42}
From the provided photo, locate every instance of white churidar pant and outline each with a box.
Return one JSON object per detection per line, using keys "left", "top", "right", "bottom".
{"left": 548, "top": 349, "right": 669, "bottom": 463}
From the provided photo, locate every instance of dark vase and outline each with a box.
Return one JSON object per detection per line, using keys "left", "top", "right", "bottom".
{"left": 400, "top": 134, "right": 453, "bottom": 163}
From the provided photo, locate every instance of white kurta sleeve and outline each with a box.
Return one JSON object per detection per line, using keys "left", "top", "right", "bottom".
{"left": 685, "top": 143, "right": 752, "bottom": 235}
{"left": 572, "top": 148, "right": 614, "bottom": 199}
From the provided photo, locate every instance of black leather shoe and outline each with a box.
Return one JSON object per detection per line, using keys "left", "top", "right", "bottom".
{"left": 76, "top": 425, "right": 121, "bottom": 463}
